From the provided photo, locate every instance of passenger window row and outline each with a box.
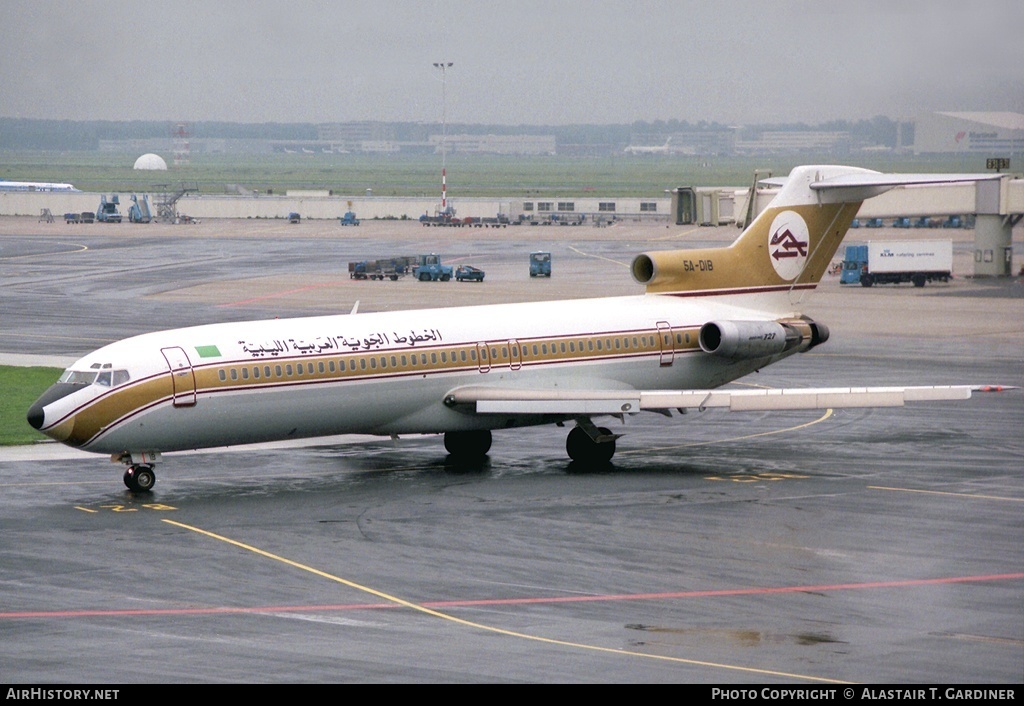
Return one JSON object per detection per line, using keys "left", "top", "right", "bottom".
{"left": 213, "top": 330, "right": 697, "bottom": 383}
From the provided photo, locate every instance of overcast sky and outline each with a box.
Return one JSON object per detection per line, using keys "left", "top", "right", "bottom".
{"left": 2, "top": 0, "right": 1022, "bottom": 126}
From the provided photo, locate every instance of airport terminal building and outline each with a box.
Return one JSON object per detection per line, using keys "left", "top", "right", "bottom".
{"left": 913, "top": 111, "right": 1024, "bottom": 157}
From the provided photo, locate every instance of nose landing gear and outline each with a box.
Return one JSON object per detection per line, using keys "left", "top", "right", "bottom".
{"left": 123, "top": 465, "right": 156, "bottom": 493}
{"left": 115, "top": 451, "right": 162, "bottom": 493}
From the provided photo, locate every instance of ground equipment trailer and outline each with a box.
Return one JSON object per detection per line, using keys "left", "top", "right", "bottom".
{"left": 349, "top": 256, "right": 415, "bottom": 281}
{"left": 455, "top": 265, "right": 485, "bottom": 282}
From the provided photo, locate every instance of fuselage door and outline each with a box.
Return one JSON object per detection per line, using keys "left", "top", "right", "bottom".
{"left": 508, "top": 339, "right": 522, "bottom": 371}
{"left": 476, "top": 343, "right": 491, "bottom": 373}
{"left": 656, "top": 321, "right": 675, "bottom": 367}
{"left": 161, "top": 346, "right": 197, "bottom": 407}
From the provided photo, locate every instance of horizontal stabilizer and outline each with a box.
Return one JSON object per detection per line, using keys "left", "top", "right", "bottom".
{"left": 764, "top": 170, "right": 1002, "bottom": 204}
{"left": 446, "top": 385, "right": 1014, "bottom": 416}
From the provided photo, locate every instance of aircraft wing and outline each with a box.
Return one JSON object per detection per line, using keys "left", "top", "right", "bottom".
{"left": 444, "top": 385, "right": 1013, "bottom": 416}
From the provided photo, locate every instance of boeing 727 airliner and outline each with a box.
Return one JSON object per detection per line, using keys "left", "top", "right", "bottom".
{"left": 26, "top": 165, "right": 1012, "bottom": 492}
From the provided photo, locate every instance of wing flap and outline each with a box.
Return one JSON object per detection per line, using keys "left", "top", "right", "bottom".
{"left": 478, "top": 398, "right": 640, "bottom": 415}
{"left": 447, "top": 385, "right": 984, "bottom": 415}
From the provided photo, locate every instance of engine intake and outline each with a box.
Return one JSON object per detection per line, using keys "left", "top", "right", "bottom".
{"left": 631, "top": 254, "right": 657, "bottom": 284}
{"left": 699, "top": 318, "right": 828, "bottom": 359}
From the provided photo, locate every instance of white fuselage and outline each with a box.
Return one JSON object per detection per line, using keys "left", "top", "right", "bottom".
{"left": 35, "top": 291, "right": 795, "bottom": 456}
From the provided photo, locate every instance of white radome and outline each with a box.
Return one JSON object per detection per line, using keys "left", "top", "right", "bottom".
{"left": 133, "top": 153, "right": 168, "bottom": 170}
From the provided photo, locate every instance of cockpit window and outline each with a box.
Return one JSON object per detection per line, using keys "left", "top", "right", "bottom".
{"left": 58, "top": 367, "right": 130, "bottom": 387}
{"left": 59, "top": 370, "right": 97, "bottom": 385}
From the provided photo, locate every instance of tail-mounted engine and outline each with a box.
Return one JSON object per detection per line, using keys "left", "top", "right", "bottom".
{"left": 699, "top": 318, "right": 829, "bottom": 359}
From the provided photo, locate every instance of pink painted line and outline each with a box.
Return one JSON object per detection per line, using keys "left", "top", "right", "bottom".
{"left": 2, "top": 572, "right": 1020, "bottom": 621}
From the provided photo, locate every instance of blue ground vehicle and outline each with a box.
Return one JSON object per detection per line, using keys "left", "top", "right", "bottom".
{"left": 529, "top": 251, "right": 551, "bottom": 277}
{"left": 339, "top": 211, "right": 360, "bottom": 226}
{"left": 128, "top": 195, "right": 152, "bottom": 223}
{"left": 839, "top": 244, "right": 869, "bottom": 284}
{"left": 455, "top": 265, "right": 485, "bottom": 282}
{"left": 413, "top": 253, "right": 453, "bottom": 281}
{"left": 96, "top": 195, "right": 122, "bottom": 223}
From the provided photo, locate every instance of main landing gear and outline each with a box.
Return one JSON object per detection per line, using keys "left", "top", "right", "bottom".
{"left": 565, "top": 420, "right": 618, "bottom": 464}
{"left": 444, "top": 429, "right": 492, "bottom": 459}
{"left": 116, "top": 452, "right": 162, "bottom": 493}
{"left": 442, "top": 421, "right": 619, "bottom": 465}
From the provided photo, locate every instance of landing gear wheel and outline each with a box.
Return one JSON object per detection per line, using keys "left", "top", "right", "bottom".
{"left": 124, "top": 465, "right": 156, "bottom": 493}
{"left": 444, "top": 430, "right": 492, "bottom": 459}
{"left": 566, "top": 426, "right": 616, "bottom": 463}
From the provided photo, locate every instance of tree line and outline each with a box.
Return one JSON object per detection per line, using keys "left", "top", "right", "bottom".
{"left": 0, "top": 116, "right": 905, "bottom": 151}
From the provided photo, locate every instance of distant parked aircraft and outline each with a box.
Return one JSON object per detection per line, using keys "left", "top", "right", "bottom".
{"left": 624, "top": 137, "right": 672, "bottom": 155}
{"left": 0, "top": 180, "right": 80, "bottom": 192}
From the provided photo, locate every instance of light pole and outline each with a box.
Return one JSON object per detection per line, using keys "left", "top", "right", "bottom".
{"left": 433, "top": 61, "right": 453, "bottom": 213}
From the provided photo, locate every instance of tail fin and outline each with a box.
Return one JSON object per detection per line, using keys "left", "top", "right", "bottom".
{"left": 631, "top": 165, "right": 998, "bottom": 304}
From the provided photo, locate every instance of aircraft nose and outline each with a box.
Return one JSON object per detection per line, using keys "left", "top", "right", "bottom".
{"left": 26, "top": 382, "right": 83, "bottom": 433}
{"left": 27, "top": 400, "right": 45, "bottom": 430}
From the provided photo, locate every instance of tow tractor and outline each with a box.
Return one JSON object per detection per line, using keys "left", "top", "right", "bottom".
{"left": 529, "top": 251, "right": 551, "bottom": 277}
{"left": 413, "top": 254, "right": 453, "bottom": 281}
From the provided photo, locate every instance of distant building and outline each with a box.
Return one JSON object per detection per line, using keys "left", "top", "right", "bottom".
{"left": 101, "top": 138, "right": 277, "bottom": 154}
{"left": 913, "top": 111, "right": 1024, "bottom": 156}
{"left": 358, "top": 140, "right": 402, "bottom": 154}
{"left": 734, "top": 131, "right": 851, "bottom": 155}
{"left": 669, "top": 130, "right": 736, "bottom": 156}
{"left": 100, "top": 138, "right": 175, "bottom": 154}
{"left": 317, "top": 122, "right": 395, "bottom": 152}
{"left": 626, "top": 130, "right": 736, "bottom": 156}
{"left": 429, "top": 134, "right": 557, "bottom": 156}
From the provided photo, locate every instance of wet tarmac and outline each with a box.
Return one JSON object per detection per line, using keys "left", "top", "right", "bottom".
{"left": 1, "top": 219, "right": 1021, "bottom": 683}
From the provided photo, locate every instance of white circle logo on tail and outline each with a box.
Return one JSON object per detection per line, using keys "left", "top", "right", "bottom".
{"left": 768, "top": 211, "right": 810, "bottom": 281}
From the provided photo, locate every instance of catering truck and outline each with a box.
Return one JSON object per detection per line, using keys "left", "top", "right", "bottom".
{"left": 840, "top": 240, "right": 953, "bottom": 287}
